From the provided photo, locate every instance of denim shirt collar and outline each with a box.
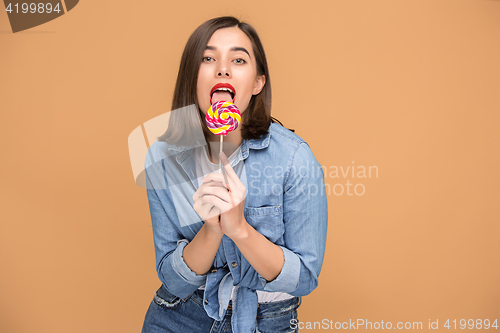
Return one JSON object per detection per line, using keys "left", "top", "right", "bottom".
{"left": 165, "top": 129, "right": 271, "bottom": 193}
{"left": 166, "top": 129, "right": 271, "bottom": 161}
{"left": 240, "top": 130, "right": 271, "bottom": 159}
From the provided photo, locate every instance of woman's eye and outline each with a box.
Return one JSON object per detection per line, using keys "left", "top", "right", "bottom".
{"left": 233, "top": 58, "right": 246, "bottom": 64}
{"left": 202, "top": 57, "right": 214, "bottom": 62}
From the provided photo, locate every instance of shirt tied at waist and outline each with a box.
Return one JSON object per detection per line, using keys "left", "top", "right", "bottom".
{"left": 203, "top": 265, "right": 259, "bottom": 333}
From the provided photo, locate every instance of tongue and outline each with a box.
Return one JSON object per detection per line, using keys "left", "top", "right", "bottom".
{"left": 211, "top": 91, "right": 233, "bottom": 104}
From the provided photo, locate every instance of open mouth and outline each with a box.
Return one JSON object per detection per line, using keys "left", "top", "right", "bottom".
{"left": 210, "top": 83, "right": 236, "bottom": 104}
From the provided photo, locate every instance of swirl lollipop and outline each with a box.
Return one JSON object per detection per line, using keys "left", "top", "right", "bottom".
{"left": 206, "top": 101, "right": 241, "bottom": 135}
{"left": 206, "top": 100, "right": 241, "bottom": 173}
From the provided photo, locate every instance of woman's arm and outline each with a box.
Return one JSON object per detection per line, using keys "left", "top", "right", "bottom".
{"left": 182, "top": 223, "right": 223, "bottom": 275}
{"left": 183, "top": 173, "right": 234, "bottom": 275}
{"left": 230, "top": 221, "right": 285, "bottom": 282}
{"left": 200, "top": 153, "right": 285, "bottom": 281}
{"left": 145, "top": 149, "right": 209, "bottom": 298}
{"left": 275, "top": 142, "right": 329, "bottom": 295}
{"left": 202, "top": 144, "right": 328, "bottom": 294}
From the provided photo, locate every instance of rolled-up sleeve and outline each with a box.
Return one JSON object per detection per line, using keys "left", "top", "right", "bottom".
{"left": 145, "top": 155, "right": 206, "bottom": 299}
{"left": 170, "top": 239, "right": 207, "bottom": 285}
{"left": 257, "top": 245, "right": 301, "bottom": 293}
{"left": 257, "top": 142, "right": 328, "bottom": 295}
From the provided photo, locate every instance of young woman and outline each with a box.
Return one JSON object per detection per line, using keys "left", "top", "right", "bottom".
{"left": 141, "top": 16, "right": 328, "bottom": 333}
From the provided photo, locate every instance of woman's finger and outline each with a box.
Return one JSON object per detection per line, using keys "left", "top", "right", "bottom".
{"left": 205, "top": 205, "right": 221, "bottom": 221}
{"left": 202, "top": 177, "right": 238, "bottom": 208}
{"left": 193, "top": 178, "right": 237, "bottom": 219}
{"left": 200, "top": 202, "right": 217, "bottom": 220}
{"left": 203, "top": 173, "right": 236, "bottom": 197}
{"left": 194, "top": 180, "right": 225, "bottom": 203}
{"left": 219, "top": 152, "right": 244, "bottom": 190}
{"left": 194, "top": 197, "right": 220, "bottom": 221}
{"left": 202, "top": 192, "right": 237, "bottom": 213}
{"left": 202, "top": 185, "right": 232, "bottom": 203}
{"left": 203, "top": 173, "right": 228, "bottom": 187}
{"left": 198, "top": 180, "right": 230, "bottom": 198}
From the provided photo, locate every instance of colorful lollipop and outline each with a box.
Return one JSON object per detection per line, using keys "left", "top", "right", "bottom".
{"left": 206, "top": 100, "right": 241, "bottom": 173}
{"left": 206, "top": 101, "right": 241, "bottom": 135}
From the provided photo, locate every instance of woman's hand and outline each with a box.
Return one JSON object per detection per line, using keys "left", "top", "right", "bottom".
{"left": 199, "top": 151, "right": 248, "bottom": 239}
{"left": 193, "top": 152, "right": 285, "bottom": 282}
{"left": 192, "top": 180, "right": 224, "bottom": 235}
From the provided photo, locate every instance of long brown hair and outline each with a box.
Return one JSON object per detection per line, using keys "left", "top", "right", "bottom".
{"left": 157, "top": 16, "right": 291, "bottom": 146}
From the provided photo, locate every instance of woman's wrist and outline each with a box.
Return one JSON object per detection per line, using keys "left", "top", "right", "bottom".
{"left": 182, "top": 223, "right": 223, "bottom": 275}
{"left": 202, "top": 222, "right": 225, "bottom": 240}
{"left": 226, "top": 218, "right": 250, "bottom": 241}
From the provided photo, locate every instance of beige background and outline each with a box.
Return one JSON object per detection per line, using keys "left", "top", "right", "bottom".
{"left": 1, "top": 0, "right": 499, "bottom": 332}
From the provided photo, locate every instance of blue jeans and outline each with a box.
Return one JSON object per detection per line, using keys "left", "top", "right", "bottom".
{"left": 141, "top": 284, "right": 301, "bottom": 333}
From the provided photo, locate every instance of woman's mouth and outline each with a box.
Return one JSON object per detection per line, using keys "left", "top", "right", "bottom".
{"left": 210, "top": 83, "right": 236, "bottom": 104}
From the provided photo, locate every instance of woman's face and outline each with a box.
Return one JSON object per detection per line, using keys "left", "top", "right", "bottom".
{"left": 197, "top": 26, "right": 266, "bottom": 115}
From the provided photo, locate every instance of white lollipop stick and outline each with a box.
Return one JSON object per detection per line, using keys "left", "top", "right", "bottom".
{"left": 219, "top": 135, "right": 223, "bottom": 174}
{"left": 219, "top": 135, "right": 230, "bottom": 193}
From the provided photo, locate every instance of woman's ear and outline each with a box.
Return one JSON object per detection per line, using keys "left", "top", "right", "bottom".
{"left": 252, "top": 75, "right": 266, "bottom": 95}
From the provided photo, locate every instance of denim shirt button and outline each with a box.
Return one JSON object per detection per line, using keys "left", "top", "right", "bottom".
{"left": 210, "top": 268, "right": 217, "bottom": 273}
{"left": 231, "top": 262, "right": 238, "bottom": 268}
{"left": 205, "top": 299, "right": 209, "bottom": 305}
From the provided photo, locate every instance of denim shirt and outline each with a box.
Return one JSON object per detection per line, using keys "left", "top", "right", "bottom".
{"left": 144, "top": 122, "right": 328, "bottom": 333}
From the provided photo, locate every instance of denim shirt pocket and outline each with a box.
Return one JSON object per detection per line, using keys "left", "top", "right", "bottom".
{"left": 244, "top": 205, "right": 283, "bottom": 243}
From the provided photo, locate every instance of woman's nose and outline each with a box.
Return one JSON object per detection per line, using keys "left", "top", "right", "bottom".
{"left": 216, "top": 62, "right": 231, "bottom": 77}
